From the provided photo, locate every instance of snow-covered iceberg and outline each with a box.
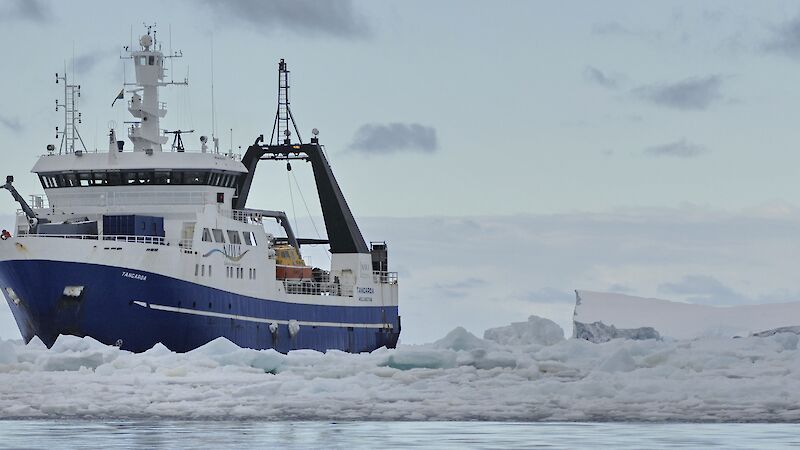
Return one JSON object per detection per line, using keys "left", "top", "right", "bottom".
{"left": 574, "top": 290, "right": 800, "bottom": 341}
{"left": 0, "top": 318, "right": 799, "bottom": 421}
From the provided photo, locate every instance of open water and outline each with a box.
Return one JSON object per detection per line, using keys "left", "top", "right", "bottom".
{"left": 0, "top": 421, "right": 797, "bottom": 449}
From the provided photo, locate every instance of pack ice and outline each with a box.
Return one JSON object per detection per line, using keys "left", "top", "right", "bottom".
{"left": 0, "top": 312, "right": 799, "bottom": 421}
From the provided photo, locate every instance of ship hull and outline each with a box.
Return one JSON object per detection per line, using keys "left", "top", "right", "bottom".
{"left": 0, "top": 259, "right": 400, "bottom": 353}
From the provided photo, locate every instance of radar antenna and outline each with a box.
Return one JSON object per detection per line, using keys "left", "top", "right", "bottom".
{"left": 55, "top": 67, "right": 87, "bottom": 154}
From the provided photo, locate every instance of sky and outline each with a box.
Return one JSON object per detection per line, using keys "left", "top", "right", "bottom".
{"left": 4, "top": 1, "right": 800, "bottom": 343}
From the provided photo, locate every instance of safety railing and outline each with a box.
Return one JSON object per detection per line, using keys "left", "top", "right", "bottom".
{"left": 19, "top": 234, "right": 170, "bottom": 246}
{"left": 19, "top": 234, "right": 99, "bottom": 240}
{"left": 283, "top": 280, "right": 354, "bottom": 297}
{"left": 373, "top": 271, "right": 398, "bottom": 285}
{"left": 102, "top": 235, "right": 166, "bottom": 245}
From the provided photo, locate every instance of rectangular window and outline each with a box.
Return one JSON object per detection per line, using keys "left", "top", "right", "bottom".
{"left": 137, "top": 171, "right": 153, "bottom": 184}
{"left": 208, "top": 266, "right": 212, "bottom": 277}
{"left": 212, "top": 229, "right": 225, "bottom": 243}
{"left": 227, "top": 230, "right": 241, "bottom": 245}
{"left": 154, "top": 171, "right": 170, "bottom": 185}
{"left": 195, "top": 264, "right": 199, "bottom": 276}
{"left": 171, "top": 171, "right": 184, "bottom": 185}
{"left": 148, "top": 55, "right": 155, "bottom": 65}
{"left": 93, "top": 172, "right": 108, "bottom": 185}
{"left": 202, "top": 228, "right": 212, "bottom": 242}
{"left": 77, "top": 173, "right": 92, "bottom": 187}
{"left": 64, "top": 173, "right": 78, "bottom": 187}
{"left": 124, "top": 172, "right": 138, "bottom": 185}
{"left": 184, "top": 171, "right": 205, "bottom": 185}
{"left": 242, "top": 231, "right": 254, "bottom": 246}
{"left": 201, "top": 265, "right": 205, "bottom": 276}
{"left": 107, "top": 172, "right": 121, "bottom": 185}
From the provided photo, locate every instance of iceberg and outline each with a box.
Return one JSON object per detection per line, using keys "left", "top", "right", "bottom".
{"left": 573, "top": 290, "right": 800, "bottom": 340}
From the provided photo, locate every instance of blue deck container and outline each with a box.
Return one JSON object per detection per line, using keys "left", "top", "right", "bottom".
{"left": 102, "top": 215, "right": 165, "bottom": 237}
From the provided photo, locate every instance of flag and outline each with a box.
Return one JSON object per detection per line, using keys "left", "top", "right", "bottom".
{"left": 111, "top": 89, "right": 124, "bottom": 107}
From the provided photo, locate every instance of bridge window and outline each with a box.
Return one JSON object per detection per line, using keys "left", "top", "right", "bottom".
{"left": 242, "top": 231, "right": 255, "bottom": 246}
{"left": 212, "top": 229, "right": 225, "bottom": 243}
{"left": 202, "top": 228, "right": 212, "bottom": 242}
{"left": 227, "top": 230, "right": 241, "bottom": 245}
{"left": 37, "top": 170, "right": 240, "bottom": 188}
{"left": 184, "top": 171, "right": 206, "bottom": 185}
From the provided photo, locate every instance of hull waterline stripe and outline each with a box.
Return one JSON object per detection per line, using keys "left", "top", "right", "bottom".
{"left": 133, "top": 301, "right": 393, "bottom": 330}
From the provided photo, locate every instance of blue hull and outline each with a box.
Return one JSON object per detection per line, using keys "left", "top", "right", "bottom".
{"left": 0, "top": 260, "right": 400, "bottom": 353}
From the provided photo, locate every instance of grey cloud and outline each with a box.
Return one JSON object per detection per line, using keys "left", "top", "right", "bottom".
{"left": 70, "top": 49, "right": 116, "bottom": 76}
{"left": 348, "top": 123, "right": 438, "bottom": 155}
{"left": 524, "top": 287, "right": 576, "bottom": 304}
{"left": 591, "top": 21, "right": 663, "bottom": 42}
{"left": 658, "top": 275, "right": 749, "bottom": 305}
{"left": 608, "top": 284, "right": 632, "bottom": 293}
{"left": 0, "top": 115, "right": 22, "bottom": 133}
{"left": 431, "top": 277, "right": 487, "bottom": 299}
{"left": 583, "top": 66, "right": 619, "bottom": 89}
{"left": 643, "top": 138, "right": 708, "bottom": 158}
{"left": 632, "top": 75, "right": 724, "bottom": 110}
{"left": 764, "top": 14, "right": 800, "bottom": 60}
{"left": 199, "top": 0, "right": 369, "bottom": 38}
{"left": 0, "top": 0, "right": 51, "bottom": 23}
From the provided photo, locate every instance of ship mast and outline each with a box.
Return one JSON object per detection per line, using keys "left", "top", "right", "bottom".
{"left": 270, "top": 59, "right": 303, "bottom": 145}
{"left": 55, "top": 68, "right": 87, "bottom": 155}
{"left": 120, "top": 24, "right": 187, "bottom": 153}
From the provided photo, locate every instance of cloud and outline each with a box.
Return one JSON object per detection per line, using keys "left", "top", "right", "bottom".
{"left": 632, "top": 75, "right": 724, "bottom": 110}
{"left": 0, "top": 115, "right": 22, "bottom": 133}
{"left": 764, "top": 14, "right": 800, "bottom": 60}
{"left": 348, "top": 123, "right": 438, "bottom": 155}
{"left": 524, "top": 288, "right": 576, "bottom": 304}
{"left": 70, "top": 49, "right": 116, "bottom": 76}
{"left": 199, "top": 0, "right": 369, "bottom": 38}
{"left": 0, "top": 0, "right": 51, "bottom": 23}
{"left": 643, "top": 138, "right": 708, "bottom": 158}
{"left": 430, "top": 278, "right": 488, "bottom": 299}
{"left": 658, "top": 275, "right": 749, "bottom": 305}
{"left": 591, "top": 21, "right": 664, "bottom": 43}
{"left": 583, "top": 66, "right": 619, "bottom": 89}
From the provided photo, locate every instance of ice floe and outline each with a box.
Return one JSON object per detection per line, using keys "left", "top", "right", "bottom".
{"left": 0, "top": 315, "right": 799, "bottom": 421}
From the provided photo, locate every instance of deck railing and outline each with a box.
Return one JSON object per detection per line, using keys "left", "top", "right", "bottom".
{"left": 283, "top": 280, "right": 355, "bottom": 297}
{"left": 19, "top": 234, "right": 170, "bottom": 246}
{"left": 102, "top": 235, "right": 166, "bottom": 245}
{"left": 373, "top": 271, "right": 398, "bottom": 284}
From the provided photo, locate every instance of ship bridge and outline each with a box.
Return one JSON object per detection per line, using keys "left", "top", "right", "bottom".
{"left": 31, "top": 148, "right": 247, "bottom": 214}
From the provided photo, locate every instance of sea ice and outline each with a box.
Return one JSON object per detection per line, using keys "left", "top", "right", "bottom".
{"left": 483, "top": 315, "right": 564, "bottom": 346}
{"left": 0, "top": 316, "right": 798, "bottom": 421}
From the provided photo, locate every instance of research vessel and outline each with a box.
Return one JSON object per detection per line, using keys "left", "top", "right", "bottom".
{"left": 0, "top": 28, "right": 400, "bottom": 353}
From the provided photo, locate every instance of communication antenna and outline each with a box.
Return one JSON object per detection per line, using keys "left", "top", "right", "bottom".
{"left": 210, "top": 34, "right": 217, "bottom": 150}
{"left": 270, "top": 59, "right": 303, "bottom": 145}
{"left": 55, "top": 65, "right": 87, "bottom": 154}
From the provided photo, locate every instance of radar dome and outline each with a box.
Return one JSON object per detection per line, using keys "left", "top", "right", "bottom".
{"left": 140, "top": 34, "right": 153, "bottom": 49}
